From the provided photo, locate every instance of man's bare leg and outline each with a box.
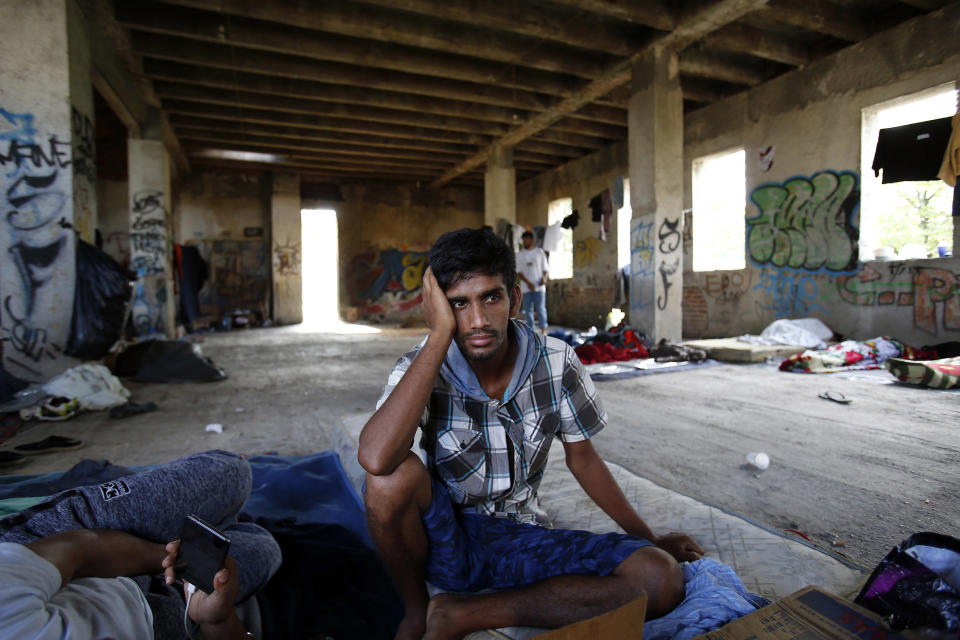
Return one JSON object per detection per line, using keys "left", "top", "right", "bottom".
{"left": 365, "top": 452, "right": 434, "bottom": 640}
{"left": 423, "top": 546, "right": 683, "bottom": 640}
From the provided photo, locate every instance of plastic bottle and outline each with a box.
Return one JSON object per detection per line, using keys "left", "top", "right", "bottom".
{"left": 746, "top": 452, "right": 770, "bottom": 471}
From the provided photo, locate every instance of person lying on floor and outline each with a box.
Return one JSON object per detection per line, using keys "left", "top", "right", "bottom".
{"left": 0, "top": 450, "right": 281, "bottom": 640}
{"left": 359, "top": 227, "right": 704, "bottom": 640}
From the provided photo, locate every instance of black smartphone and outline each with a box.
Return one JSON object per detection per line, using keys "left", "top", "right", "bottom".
{"left": 176, "top": 514, "right": 230, "bottom": 594}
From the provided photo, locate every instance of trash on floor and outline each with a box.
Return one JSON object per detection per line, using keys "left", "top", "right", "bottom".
{"left": 42, "top": 364, "right": 130, "bottom": 410}
{"left": 111, "top": 339, "right": 227, "bottom": 382}
{"left": 205, "top": 423, "right": 223, "bottom": 433}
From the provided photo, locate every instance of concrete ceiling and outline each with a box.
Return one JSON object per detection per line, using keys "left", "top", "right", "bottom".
{"left": 106, "top": 0, "right": 952, "bottom": 188}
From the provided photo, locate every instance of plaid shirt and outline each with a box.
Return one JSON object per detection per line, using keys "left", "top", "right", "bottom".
{"left": 377, "top": 324, "right": 606, "bottom": 520}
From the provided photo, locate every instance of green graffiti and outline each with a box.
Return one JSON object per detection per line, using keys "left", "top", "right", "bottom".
{"left": 747, "top": 170, "right": 860, "bottom": 273}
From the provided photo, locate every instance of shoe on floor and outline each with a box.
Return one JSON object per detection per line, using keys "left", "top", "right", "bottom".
{"left": 19, "top": 397, "right": 81, "bottom": 422}
{"left": 109, "top": 401, "right": 158, "bottom": 419}
{"left": 0, "top": 450, "right": 28, "bottom": 468}
{"left": 12, "top": 435, "right": 84, "bottom": 455}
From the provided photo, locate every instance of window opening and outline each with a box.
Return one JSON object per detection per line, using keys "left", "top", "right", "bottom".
{"left": 861, "top": 84, "right": 956, "bottom": 261}
{"left": 547, "top": 197, "right": 573, "bottom": 279}
{"left": 692, "top": 148, "right": 746, "bottom": 271}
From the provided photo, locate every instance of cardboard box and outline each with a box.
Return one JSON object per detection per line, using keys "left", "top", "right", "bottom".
{"left": 695, "top": 586, "right": 913, "bottom": 640}
{"left": 536, "top": 593, "right": 645, "bottom": 639}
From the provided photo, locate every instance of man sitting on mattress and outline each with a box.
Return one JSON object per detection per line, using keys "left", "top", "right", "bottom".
{"left": 359, "top": 227, "right": 704, "bottom": 640}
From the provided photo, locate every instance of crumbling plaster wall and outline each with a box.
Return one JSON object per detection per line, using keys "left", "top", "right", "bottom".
{"left": 682, "top": 5, "right": 960, "bottom": 346}
{"left": 517, "top": 144, "right": 627, "bottom": 329}
{"left": 336, "top": 182, "right": 484, "bottom": 322}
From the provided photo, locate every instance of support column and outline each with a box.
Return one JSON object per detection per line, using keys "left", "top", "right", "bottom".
{"left": 271, "top": 172, "right": 302, "bottom": 325}
{"left": 627, "top": 47, "right": 684, "bottom": 343}
{"left": 128, "top": 134, "right": 175, "bottom": 337}
{"left": 0, "top": 0, "right": 95, "bottom": 380}
{"left": 484, "top": 144, "right": 516, "bottom": 230}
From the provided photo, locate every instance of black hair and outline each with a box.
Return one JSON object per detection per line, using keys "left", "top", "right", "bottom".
{"left": 428, "top": 227, "right": 516, "bottom": 292}
{"left": 521, "top": 230, "right": 533, "bottom": 239}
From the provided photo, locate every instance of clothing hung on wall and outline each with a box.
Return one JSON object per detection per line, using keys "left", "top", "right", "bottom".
{"left": 937, "top": 111, "right": 960, "bottom": 216}
{"left": 871, "top": 116, "right": 952, "bottom": 183}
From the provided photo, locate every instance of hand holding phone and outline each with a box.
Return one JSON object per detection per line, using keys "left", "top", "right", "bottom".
{"left": 175, "top": 514, "right": 230, "bottom": 594}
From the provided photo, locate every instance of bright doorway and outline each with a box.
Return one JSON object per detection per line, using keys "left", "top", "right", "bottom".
{"left": 299, "top": 208, "right": 379, "bottom": 334}
{"left": 301, "top": 209, "right": 339, "bottom": 326}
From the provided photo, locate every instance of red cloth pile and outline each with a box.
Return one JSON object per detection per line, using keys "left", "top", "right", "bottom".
{"left": 575, "top": 341, "right": 649, "bottom": 364}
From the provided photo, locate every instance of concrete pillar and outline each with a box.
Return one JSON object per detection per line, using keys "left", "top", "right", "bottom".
{"left": 271, "top": 172, "right": 302, "bottom": 324}
{"left": 0, "top": 0, "right": 95, "bottom": 380}
{"left": 484, "top": 144, "right": 516, "bottom": 229}
{"left": 128, "top": 135, "right": 175, "bottom": 337}
{"left": 627, "top": 47, "right": 684, "bottom": 343}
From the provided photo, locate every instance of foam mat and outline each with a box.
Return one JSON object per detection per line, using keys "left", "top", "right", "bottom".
{"left": 335, "top": 415, "right": 868, "bottom": 639}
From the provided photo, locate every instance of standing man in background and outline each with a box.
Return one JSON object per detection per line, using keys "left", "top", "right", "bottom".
{"left": 516, "top": 230, "right": 549, "bottom": 335}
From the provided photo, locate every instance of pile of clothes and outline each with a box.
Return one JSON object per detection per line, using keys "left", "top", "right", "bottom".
{"left": 570, "top": 325, "right": 649, "bottom": 364}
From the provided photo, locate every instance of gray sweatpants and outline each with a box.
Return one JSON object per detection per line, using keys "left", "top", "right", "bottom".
{"left": 0, "top": 450, "right": 281, "bottom": 638}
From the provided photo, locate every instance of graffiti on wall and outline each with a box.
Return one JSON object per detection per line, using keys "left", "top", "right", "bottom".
{"left": 745, "top": 170, "right": 859, "bottom": 319}
{"left": 348, "top": 248, "right": 427, "bottom": 315}
{"left": 274, "top": 238, "right": 300, "bottom": 277}
{"left": 754, "top": 268, "right": 826, "bottom": 319}
{"left": 835, "top": 264, "right": 960, "bottom": 335}
{"left": 203, "top": 240, "right": 269, "bottom": 313}
{"left": 629, "top": 218, "right": 654, "bottom": 310}
{"left": 0, "top": 107, "right": 75, "bottom": 376}
{"left": 656, "top": 217, "right": 681, "bottom": 311}
{"left": 747, "top": 170, "right": 860, "bottom": 274}
{"left": 130, "top": 189, "right": 167, "bottom": 276}
{"left": 573, "top": 237, "right": 604, "bottom": 269}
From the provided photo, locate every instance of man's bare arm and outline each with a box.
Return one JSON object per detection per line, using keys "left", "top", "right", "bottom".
{"left": 27, "top": 529, "right": 166, "bottom": 589}
{"left": 562, "top": 439, "right": 704, "bottom": 561}
{"left": 358, "top": 267, "right": 455, "bottom": 476}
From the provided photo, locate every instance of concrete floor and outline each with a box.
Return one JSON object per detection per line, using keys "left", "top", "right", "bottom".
{"left": 2, "top": 323, "right": 958, "bottom": 569}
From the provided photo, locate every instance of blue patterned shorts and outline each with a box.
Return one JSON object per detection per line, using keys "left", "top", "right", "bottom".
{"left": 423, "top": 476, "right": 653, "bottom": 592}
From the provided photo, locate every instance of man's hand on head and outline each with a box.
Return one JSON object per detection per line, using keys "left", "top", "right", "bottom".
{"left": 655, "top": 532, "right": 705, "bottom": 562}
{"left": 421, "top": 267, "right": 456, "bottom": 343}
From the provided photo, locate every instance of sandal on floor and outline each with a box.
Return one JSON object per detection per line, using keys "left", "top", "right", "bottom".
{"left": 109, "top": 402, "right": 158, "bottom": 419}
{"left": 818, "top": 391, "right": 852, "bottom": 404}
{"left": 0, "top": 450, "right": 29, "bottom": 468}
{"left": 12, "top": 435, "right": 84, "bottom": 455}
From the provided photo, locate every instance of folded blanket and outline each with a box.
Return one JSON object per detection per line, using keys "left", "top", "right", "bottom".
{"left": 644, "top": 558, "right": 769, "bottom": 640}
{"left": 885, "top": 356, "right": 960, "bottom": 389}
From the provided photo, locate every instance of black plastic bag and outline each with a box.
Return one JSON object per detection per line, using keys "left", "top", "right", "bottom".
{"left": 112, "top": 339, "right": 226, "bottom": 382}
{"left": 65, "top": 239, "right": 135, "bottom": 360}
{"left": 855, "top": 532, "right": 960, "bottom": 633}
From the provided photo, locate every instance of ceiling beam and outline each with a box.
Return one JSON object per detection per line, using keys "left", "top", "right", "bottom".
{"left": 355, "top": 0, "right": 646, "bottom": 57}
{"left": 121, "top": 10, "right": 582, "bottom": 96}
{"left": 154, "top": 81, "right": 626, "bottom": 141}
{"left": 679, "top": 52, "right": 771, "bottom": 86}
{"left": 168, "top": 115, "right": 481, "bottom": 154}
{"left": 161, "top": 100, "right": 494, "bottom": 146}
{"left": 127, "top": 0, "right": 612, "bottom": 78}
{"left": 758, "top": 0, "right": 869, "bottom": 42}
{"left": 704, "top": 23, "right": 809, "bottom": 66}
{"left": 137, "top": 42, "right": 554, "bottom": 112}
{"left": 542, "top": 0, "right": 676, "bottom": 31}
{"left": 147, "top": 65, "right": 535, "bottom": 126}
{"left": 429, "top": 0, "right": 770, "bottom": 188}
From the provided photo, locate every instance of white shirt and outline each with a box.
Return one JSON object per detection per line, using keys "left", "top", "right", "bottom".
{"left": 516, "top": 247, "right": 548, "bottom": 293}
{"left": 0, "top": 542, "right": 154, "bottom": 640}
